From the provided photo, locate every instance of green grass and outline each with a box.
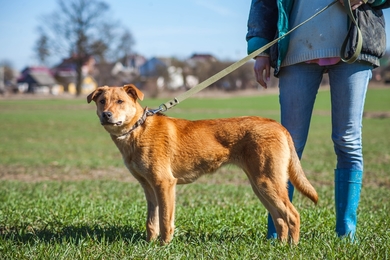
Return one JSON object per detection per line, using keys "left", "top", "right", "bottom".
{"left": 0, "top": 86, "right": 390, "bottom": 258}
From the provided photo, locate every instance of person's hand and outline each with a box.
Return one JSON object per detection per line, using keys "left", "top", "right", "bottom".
{"left": 339, "top": 0, "right": 366, "bottom": 10}
{"left": 254, "top": 56, "right": 271, "bottom": 89}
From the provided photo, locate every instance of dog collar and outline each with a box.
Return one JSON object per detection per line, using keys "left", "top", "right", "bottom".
{"left": 116, "top": 107, "right": 151, "bottom": 138}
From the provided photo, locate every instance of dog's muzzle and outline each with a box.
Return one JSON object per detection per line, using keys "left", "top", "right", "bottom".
{"left": 100, "top": 111, "right": 122, "bottom": 126}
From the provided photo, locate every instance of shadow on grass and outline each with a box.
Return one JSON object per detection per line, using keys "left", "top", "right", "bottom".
{"left": 0, "top": 224, "right": 146, "bottom": 244}
{"left": 1, "top": 224, "right": 267, "bottom": 245}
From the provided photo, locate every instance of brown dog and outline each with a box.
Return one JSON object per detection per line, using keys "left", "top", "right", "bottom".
{"left": 87, "top": 84, "right": 318, "bottom": 244}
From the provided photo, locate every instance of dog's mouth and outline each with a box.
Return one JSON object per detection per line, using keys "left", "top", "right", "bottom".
{"left": 101, "top": 120, "right": 123, "bottom": 126}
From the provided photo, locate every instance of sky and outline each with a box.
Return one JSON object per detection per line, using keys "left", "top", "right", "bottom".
{"left": 1, "top": 0, "right": 390, "bottom": 71}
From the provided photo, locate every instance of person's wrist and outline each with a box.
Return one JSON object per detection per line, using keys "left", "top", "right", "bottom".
{"left": 255, "top": 53, "right": 269, "bottom": 59}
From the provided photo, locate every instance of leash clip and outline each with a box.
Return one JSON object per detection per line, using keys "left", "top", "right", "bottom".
{"left": 147, "top": 104, "right": 168, "bottom": 116}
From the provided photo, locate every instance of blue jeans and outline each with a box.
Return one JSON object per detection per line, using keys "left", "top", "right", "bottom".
{"left": 278, "top": 61, "right": 372, "bottom": 171}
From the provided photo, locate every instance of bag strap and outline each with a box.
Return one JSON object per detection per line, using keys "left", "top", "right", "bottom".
{"left": 340, "top": 0, "right": 364, "bottom": 63}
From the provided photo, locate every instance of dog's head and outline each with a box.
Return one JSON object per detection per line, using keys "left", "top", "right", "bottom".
{"left": 87, "top": 84, "right": 144, "bottom": 134}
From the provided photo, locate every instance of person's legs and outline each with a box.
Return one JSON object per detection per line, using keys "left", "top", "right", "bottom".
{"left": 328, "top": 61, "right": 372, "bottom": 239}
{"left": 329, "top": 61, "right": 371, "bottom": 171}
{"left": 279, "top": 63, "right": 325, "bottom": 159}
{"left": 267, "top": 63, "right": 324, "bottom": 239}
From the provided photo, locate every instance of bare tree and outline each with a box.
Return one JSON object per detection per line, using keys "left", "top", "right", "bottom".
{"left": 35, "top": 33, "right": 50, "bottom": 65}
{"left": 36, "top": 0, "right": 135, "bottom": 95}
{"left": 117, "top": 29, "right": 135, "bottom": 61}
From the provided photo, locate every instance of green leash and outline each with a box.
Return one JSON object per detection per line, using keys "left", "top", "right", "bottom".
{"left": 157, "top": 0, "right": 358, "bottom": 112}
{"left": 340, "top": 0, "right": 364, "bottom": 63}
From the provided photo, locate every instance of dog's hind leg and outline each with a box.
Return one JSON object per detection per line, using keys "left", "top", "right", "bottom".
{"left": 251, "top": 178, "right": 300, "bottom": 244}
{"left": 242, "top": 147, "right": 301, "bottom": 243}
{"left": 246, "top": 177, "right": 290, "bottom": 242}
{"left": 284, "top": 201, "right": 300, "bottom": 243}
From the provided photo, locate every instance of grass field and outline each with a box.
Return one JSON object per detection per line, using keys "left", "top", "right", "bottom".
{"left": 0, "top": 86, "right": 389, "bottom": 259}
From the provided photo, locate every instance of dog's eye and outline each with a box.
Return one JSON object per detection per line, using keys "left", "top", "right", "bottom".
{"left": 100, "top": 99, "right": 105, "bottom": 105}
{"left": 117, "top": 100, "right": 123, "bottom": 104}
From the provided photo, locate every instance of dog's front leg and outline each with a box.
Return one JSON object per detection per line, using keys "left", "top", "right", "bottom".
{"left": 154, "top": 177, "right": 177, "bottom": 244}
{"left": 140, "top": 182, "right": 160, "bottom": 241}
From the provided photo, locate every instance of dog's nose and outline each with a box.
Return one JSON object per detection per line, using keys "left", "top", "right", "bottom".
{"left": 102, "top": 111, "right": 112, "bottom": 119}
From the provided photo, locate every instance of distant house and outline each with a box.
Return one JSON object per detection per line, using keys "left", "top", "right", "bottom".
{"left": 139, "top": 57, "right": 169, "bottom": 78}
{"left": 119, "top": 54, "right": 147, "bottom": 74}
{"left": 139, "top": 57, "right": 190, "bottom": 90}
{"left": 188, "top": 53, "right": 217, "bottom": 64}
{"left": 94, "top": 61, "right": 140, "bottom": 86}
{"left": 52, "top": 58, "right": 77, "bottom": 88}
{"left": 138, "top": 56, "right": 207, "bottom": 90}
{"left": 52, "top": 55, "right": 97, "bottom": 94}
{"left": 94, "top": 62, "right": 117, "bottom": 86}
{"left": 93, "top": 54, "right": 147, "bottom": 87}
{"left": 67, "top": 76, "right": 97, "bottom": 95}
{"left": 17, "top": 66, "right": 59, "bottom": 94}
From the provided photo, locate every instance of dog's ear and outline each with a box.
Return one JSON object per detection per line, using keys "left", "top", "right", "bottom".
{"left": 87, "top": 87, "right": 104, "bottom": 103}
{"left": 123, "top": 84, "right": 144, "bottom": 101}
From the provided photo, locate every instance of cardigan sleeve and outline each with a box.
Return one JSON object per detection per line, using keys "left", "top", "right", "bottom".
{"left": 368, "top": 0, "right": 390, "bottom": 8}
{"left": 246, "top": 0, "right": 278, "bottom": 54}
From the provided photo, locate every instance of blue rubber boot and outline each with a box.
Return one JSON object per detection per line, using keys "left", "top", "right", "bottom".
{"left": 267, "top": 180, "right": 294, "bottom": 239}
{"left": 335, "top": 169, "right": 363, "bottom": 240}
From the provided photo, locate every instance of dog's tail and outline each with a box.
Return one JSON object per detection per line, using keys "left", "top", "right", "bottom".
{"left": 287, "top": 136, "right": 318, "bottom": 204}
